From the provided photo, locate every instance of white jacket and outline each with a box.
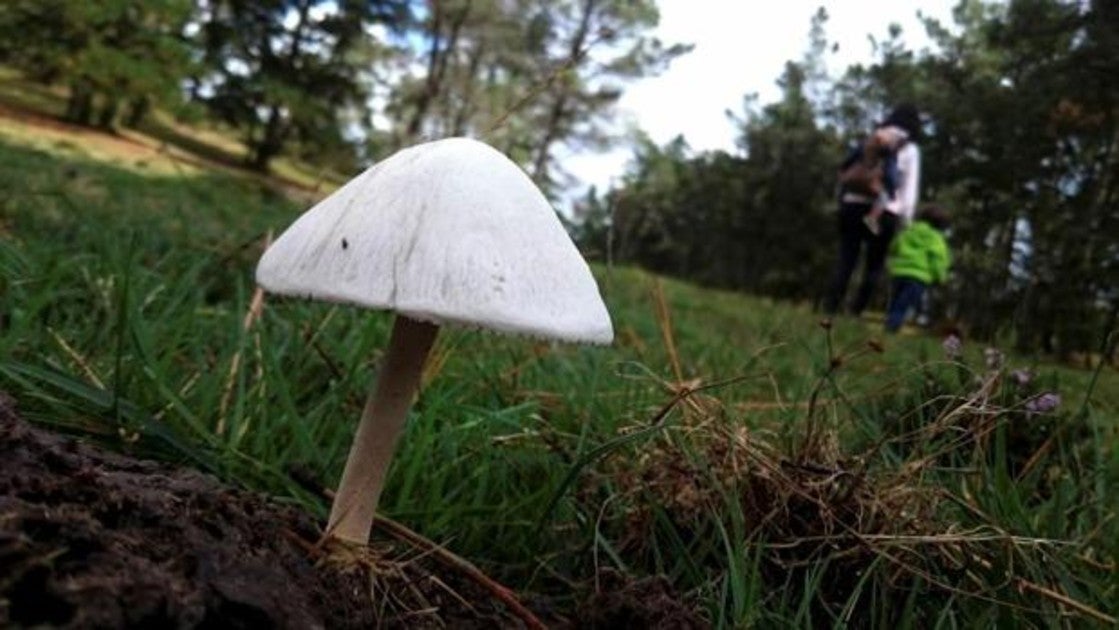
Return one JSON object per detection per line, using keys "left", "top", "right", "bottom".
{"left": 885, "top": 140, "right": 921, "bottom": 224}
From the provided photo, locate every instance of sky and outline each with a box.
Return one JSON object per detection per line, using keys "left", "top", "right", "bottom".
{"left": 560, "top": 0, "right": 960, "bottom": 199}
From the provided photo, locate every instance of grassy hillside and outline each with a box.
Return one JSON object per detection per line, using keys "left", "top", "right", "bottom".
{"left": 1, "top": 123, "right": 1117, "bottom": 626}
{"left": 0, "top": 67, "right": 343, "bottom": 198}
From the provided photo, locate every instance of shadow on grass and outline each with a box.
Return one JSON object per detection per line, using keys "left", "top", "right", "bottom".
{"left": 0, "top": 72, "right": 68, "bottom": 119}
{"left": 136, "top": 116, "right": 248, "bottom": 172}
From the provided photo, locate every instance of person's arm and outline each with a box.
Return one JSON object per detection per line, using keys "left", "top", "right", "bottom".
{"left": 885, "top": 144, "right": 921, "bottom": 223}
{"left": 929, "top": 234, "right": 951, "bottom": 284}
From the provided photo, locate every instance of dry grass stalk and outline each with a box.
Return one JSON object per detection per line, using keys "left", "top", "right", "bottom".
{"left": 48, "top": 326, "right": 105, "bottom": 389}
{"left": 216, "top": 230, "right": 272, "bottom": 435}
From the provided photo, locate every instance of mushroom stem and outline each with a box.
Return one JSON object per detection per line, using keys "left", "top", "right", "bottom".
{"left": 326, "top": 315, "right": 439, "bottom": 544}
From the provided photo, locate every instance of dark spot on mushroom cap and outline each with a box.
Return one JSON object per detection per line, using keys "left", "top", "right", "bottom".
{"left": 342, "top": 238, "right": 349, "bottom": 250}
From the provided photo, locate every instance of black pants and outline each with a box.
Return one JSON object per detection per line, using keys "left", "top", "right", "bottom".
{"left": 823, "top": 201, "right": 898, "bottom": 315}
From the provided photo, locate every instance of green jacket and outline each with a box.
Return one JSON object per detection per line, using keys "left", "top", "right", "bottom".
{"left": 887, "top": 220, "right": 951, "bottom": 285}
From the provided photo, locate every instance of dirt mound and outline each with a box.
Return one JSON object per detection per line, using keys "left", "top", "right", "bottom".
{"left": 0, "top": 395, "right": 518, "bottom": 628}
{"left": 0, "top": 394, "right": 708, "bottom": 629}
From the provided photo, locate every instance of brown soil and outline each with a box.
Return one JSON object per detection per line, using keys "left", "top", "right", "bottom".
{"left": 576, "top": 570, "right": 707, "bottom": 630}
{"left": 0, "top": 394, "right": 707, "bottom": 629}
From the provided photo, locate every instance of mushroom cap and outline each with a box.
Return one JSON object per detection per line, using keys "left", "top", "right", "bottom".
{"left": 256, "top": 137, "right": 614, "bottom": 345}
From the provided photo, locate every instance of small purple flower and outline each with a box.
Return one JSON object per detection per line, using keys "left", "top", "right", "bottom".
{"left": 942, "top": 334, "right": 963, "bottom": 360}
{"left": 984, "top": 347, "right": 1004, "bottom": 370}
{"left": 1010, "top": 369, "right": 1032, "bottom": 387}
{"left": 1025, "top": 392, "right": 1061, "bottom": 414}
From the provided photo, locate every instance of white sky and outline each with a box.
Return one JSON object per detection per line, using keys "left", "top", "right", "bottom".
{"left": 561, "top": 0, "right": 959, "bottom": 198}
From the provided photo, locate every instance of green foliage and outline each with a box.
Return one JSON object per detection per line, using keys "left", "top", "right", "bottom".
{"left": 381, "top": 0, "right": 689, "bottom": 196}
{"left": 194, "top": 0, "right": 410, "bottom": 171}
{"left": 900, "top": 0, "right": 1119, "bottom": 356}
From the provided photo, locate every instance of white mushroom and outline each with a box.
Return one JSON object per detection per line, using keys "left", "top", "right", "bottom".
{"left": 256, "top": 137, "right": 613, "bottom": 544}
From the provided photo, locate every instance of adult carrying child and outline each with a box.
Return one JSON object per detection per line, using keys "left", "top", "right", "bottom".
{"left": 823, "top": 103, "right": 923, "bottom": 317}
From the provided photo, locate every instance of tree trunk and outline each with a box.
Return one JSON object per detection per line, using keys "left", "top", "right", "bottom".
{"left": 530, "top": 0, "right": 597, "bottom": 185}
{"left": 97, "top": 97, "right": 121, "bottom": 130}
{"left": 404, "top": 0, "right": 473, "bottom": 144}
{"left": 123, "top": 96, "right": 151, "bottom": 129}
{"left": 451, "top": 44, "right": 484, "bottom": 136}
{"left": 250, "top": 105, "right": 286, "bottom": 172}
{"left": 246, "top": 0, "right": 309, "bottom": 171}
{"left": 65, "top": 79, "right": 94, "bottom": 126}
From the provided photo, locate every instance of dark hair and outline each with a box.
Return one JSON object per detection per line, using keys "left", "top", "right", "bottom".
{"left": 883, "top": 103, "right": 922, "bottom": 142}
{"left": 918, "top": 204, "right": 950, "bottom": 231}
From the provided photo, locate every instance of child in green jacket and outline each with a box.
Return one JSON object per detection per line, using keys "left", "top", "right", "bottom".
{"left": 885, "top": 205, "right": 951, "bottom": 332}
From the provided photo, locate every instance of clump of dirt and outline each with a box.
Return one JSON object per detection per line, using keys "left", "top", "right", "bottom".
{"left": 575, "top": 570, "right": 706, "bottom": 630}
{"left": 0, "top": 394, "right": 520, "bottom": 628}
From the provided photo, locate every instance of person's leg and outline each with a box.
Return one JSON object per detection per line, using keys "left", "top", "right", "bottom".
{"left": 851, "top": 211, "right": 899, "bottom": 315}
{"left": 885, "top": 279, "right": 906, "bottom": 332}
{"left": 885, "top": 278, "right": 926, "bottom": 332}
{"left": 915, "top": 289, "right": 932, "bottom": 327}
{"left": 823, "top": 203, "right": 871, "bottom": 314}
{"left": 862, "top": 203, "right": 882, "bottom": 235}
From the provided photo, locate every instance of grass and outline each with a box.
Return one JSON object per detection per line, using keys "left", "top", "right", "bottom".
{"left": 1, "top": 131, "right": 1117, "bottom": 628}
